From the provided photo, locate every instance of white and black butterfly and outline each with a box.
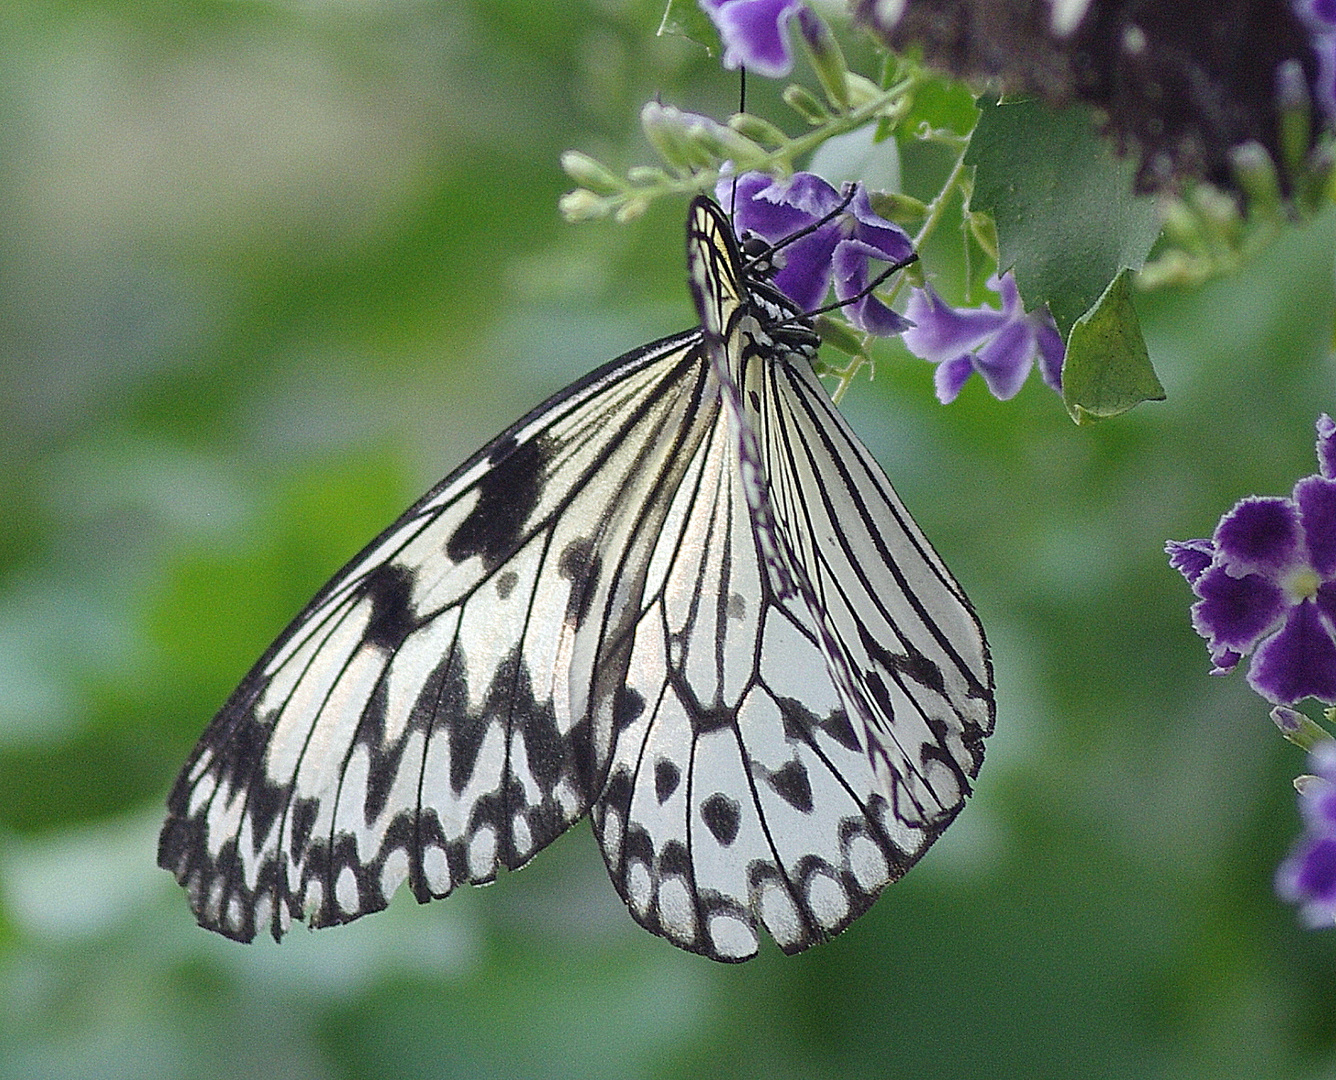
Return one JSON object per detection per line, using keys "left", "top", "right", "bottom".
{"left": 158, "top": 195, "right": 994, "bottom": 962}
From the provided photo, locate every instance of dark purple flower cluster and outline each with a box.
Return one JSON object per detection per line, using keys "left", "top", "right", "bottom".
{"left": 900, "top": 275, "right": 1065, "bottom": 403}
{"left": 1168, "top": 415, "right": 1336, "bottom": 705}
{"left": 1277, "top": 737, "right": 1336, "bottom": 925}
{"left": 720, "top": 172, "right": 914, "bottom": 336}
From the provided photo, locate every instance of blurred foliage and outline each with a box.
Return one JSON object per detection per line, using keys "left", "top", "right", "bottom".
{"left": 1, "top": 2, "right": 1335, "bottom": 1079}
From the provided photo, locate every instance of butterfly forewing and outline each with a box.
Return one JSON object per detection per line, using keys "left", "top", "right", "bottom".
{"left": 161, "top": 193, "right": 994, "bottom": 961}
{"left": 160, "top": 330, "right": 720, "bottom": 941}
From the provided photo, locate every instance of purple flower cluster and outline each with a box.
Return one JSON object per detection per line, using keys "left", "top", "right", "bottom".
{"left": 900, "top": 275, "right": 1065, "bottom": 403}
{"left": 1278, "top": 739, "right": 1336, "bottom": 925}
{"left": 1168, "top": 415, "right": 1336, "bottom": 705}
{"left": 720, "top": 172, "right": 914, "bottom": 336}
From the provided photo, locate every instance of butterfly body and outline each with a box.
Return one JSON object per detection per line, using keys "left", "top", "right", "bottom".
{"left": 160, "top": 196, "right": 993, "bottom": 961}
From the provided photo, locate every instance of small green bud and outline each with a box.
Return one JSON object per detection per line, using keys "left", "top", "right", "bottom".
{"left": 783, "top": 84, "right": 831, "bottom": 125}
{"left": 1273, "top": 705, "right": 1336, "bottom": 752}
{"left": 642, "top": 102, "right": 700, "bottom": 172}
{"left": 728, "top": 112, "right": 789, "bottom": 149}
{"left": 813, "top": 316, "right": 866, "bottom": 357}
{"left": 614, "top": 195, "right": 650, "bottom": 224}
{"left": 1297, "top": 143, "right": 1336, "bottom": 215}
{"left": 797, "top": 8, "right": 850, "bottom": 111}
{"left": 1275, "top": 59, "right": 1312, "bottom": 180}
{"left": 1230, "top": 141, "right": 1283, "bottom": 216}
{"left": 560, "top": 151, "right": 623, "bottom": 196}
{"left": 867, "top": 191, "right": 928, "bottom": 224}
{"left": 627, "top": 165, "right": 672, "bottom": 186}
{"left": 559, "top": 188, "right": 611, "bottom": 222}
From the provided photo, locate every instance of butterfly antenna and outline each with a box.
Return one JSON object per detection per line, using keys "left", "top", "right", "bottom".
{"left": 725, "top": 69, "right": 748, "bottom": 220}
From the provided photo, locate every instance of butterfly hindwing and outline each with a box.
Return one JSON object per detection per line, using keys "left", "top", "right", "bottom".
{"left": 588, "top": 198, "right": 993, "bottom": 961}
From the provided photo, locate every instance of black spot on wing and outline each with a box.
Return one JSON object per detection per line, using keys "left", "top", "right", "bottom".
{"left": 861, "top": 625, "right": 947, "bottom": 699}
{"left": 689, "top": 702, "right": 734, "bottom": 736}
{"left": 518, "top": 692, "right": 563, "bottom": 795}
{"left": 289, "top": 796, "right": 319, "bottom": 862}
{"left": 496, "top": 570, "right": 518, "bottom": 600}
{"left": 362, "top": 563, "right": 418, "bottom": 651}
{"left": 613, "top": 687, "right": 645, "bottom": 733}
{"left": 777, "top": 696, "right": 860, "bottom": 753}
{"left": 558, "top": 537, "right": 601, "bottom": 628}
{"left": 655, "top": 759, "right": 681, "bottom": 804}
{"left": 601, "top": 769, "right": 634, "bottom": 820}
{"left": 447, "top": 435, "right": 551, "bottom": 571}
{"left": 701, "top": 792, "right": 741, "bottom": 845}
{"left": 819, "top": 710, "right": 860, "bottom": 752}
{"left": 768, "top": 760, "right": 813, "bottom": 813}
{"left": 659, "top": 838, "right": 691, "bottom": 877}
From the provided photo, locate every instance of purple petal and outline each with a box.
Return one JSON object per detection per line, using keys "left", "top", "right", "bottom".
{"left": 988, "top": 272, "right": 1023, "bottom": 318}
{"left": 772, "top": 228, "right": 840, "bottom": 312}
{"left": 1298, "top": 475, "right": 1336, "bottom": 577}
{"left": 716, "top": 172, "right": 775, "bottom": 221}
{"left": 1291, "top": 835, "right": 1336, "bottom": 900}
{"left": 1307, "top": 786, "right": 1336, "bottom": 829}
{"left": 831, "top": 239, "right": 909, "bottom": 335}
{"left": 1277, "top": 834, "right": 1336, "bottom": 926}
{"left": 971, "top": 319, "right": 1035, "bottom": 401}
{"left": 1034, "top": 321, "right": 1065, "bottom": 392}
{"left": 1191, "top": 565, "right": 1287, "bottom": 651}
{"left": 1166, "top": 538, "right": 1215, "bottom": 586}
{"left": 901, "top": 287, "right": 1009, "bottom": 364}
{"left": 706, "top": 0, "right": 804, "bottom": 78}
{"left": 1308, "top": 0, "right": 1336, "bottom": 25}
{"left": 846, "top": 188, "right": 914, "bottom": 264}
{"left": 1214, "top": 496, "right": 1303, "bottom": 576}
{"left": 1313, "top": 741, "right": 1336, "bottom": 784}
{"left": 1210, "top": 645, "right": 1243, "bottom": 674}
{"left": 1319, "top": 414, "right": 1336, "bottom": 479}
{"left": 721, "top": 173, "right": 813, "bottom": 239}
{"left": 774, "top": 172, "right": 842, "bottom": 218}
{"left": 933, "top": 355, "right": 975, "bottom": 404}
{"left": 1248, "top": 598, "right": 1336, "bottom": 704}
{"left": 850, "top": 293, "right": 911, "bottom": 335}
{"left": 1316, "top": 579, "right": 1336, "bottom": 626}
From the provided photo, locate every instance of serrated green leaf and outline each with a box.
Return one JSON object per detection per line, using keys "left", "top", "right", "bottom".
{"left": 965, "top": 97, "right": 1162, "bottom": 336}
{"left": 658, "top": 0, "right": 721, "bottom": 54}
{"left": 1061, "top": 269, "right": 1164, "bottom": 424}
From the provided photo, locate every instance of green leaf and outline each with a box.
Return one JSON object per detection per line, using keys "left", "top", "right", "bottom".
{"left": 895, "top": 69, "right": 979, "bottom": 141}
{"left": 658, "top": 0, "right": 722, "bottom": 54}
{"left": 965, "top": 96, "right": 1162, "bottom": 336}
{"left": 1061, "top": 270, "right": 1165, "bottom": 424}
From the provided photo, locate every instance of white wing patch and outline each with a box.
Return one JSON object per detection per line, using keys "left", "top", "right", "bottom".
{"left": 160, "top": 196, "right": 993, "bottom": 962}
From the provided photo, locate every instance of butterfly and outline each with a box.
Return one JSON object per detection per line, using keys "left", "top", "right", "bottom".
{"left": 158, "top": 193, "right": 995, "bottom": 962}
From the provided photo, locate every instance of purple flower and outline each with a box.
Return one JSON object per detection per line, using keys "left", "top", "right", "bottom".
{"left": 1277, "top": 741, "right": 1336, "bottom": 926}
{"left": 717, "top": 171, "right": 914, "bottom": 335}
{"left": 1167, "top": 415, "right": 1336, "bottom": 705}
{"left": 900, "top": 275, "right": 1065, "bottom": 403}
{"left": 1294, "top": 0, "right": 1336, "bottom": 120}
{"left": 699, "top": 0, "right": 805, "bottom": 78}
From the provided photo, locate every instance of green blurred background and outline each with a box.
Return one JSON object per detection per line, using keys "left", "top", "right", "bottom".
{"left": 3, "top": 2, "right": 1336, "bottom": 1078}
